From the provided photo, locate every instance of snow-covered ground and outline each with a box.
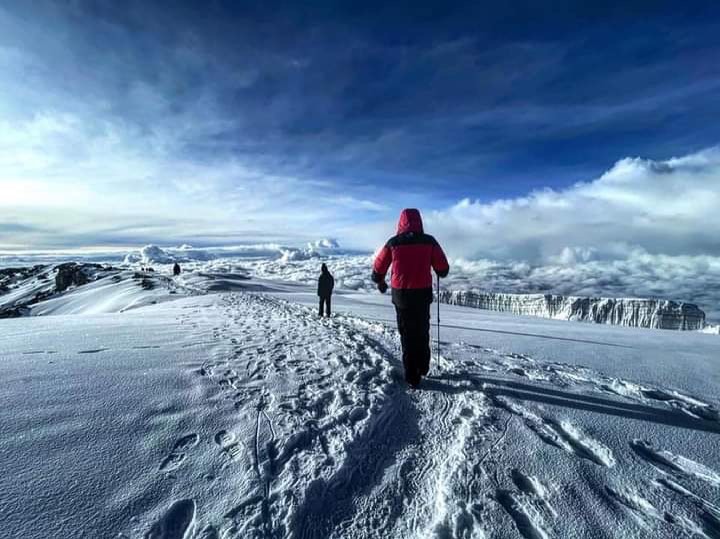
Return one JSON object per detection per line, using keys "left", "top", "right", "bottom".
{"left": 1, "top": 270, "right": 719, "bottom": 538}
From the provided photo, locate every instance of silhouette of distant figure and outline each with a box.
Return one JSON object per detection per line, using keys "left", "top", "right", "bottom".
{"left": 173, "top": 262, "right": 181, "bottom": 276}
{"left": 317, "top": 263, "right": 334, "bottom": 317}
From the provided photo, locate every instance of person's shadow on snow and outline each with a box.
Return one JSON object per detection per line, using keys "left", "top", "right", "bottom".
{"left": 290, "top": 335, "right": 422, "bottom": 536}
{"left": 422, "top": 372, "right": 720, "bottom": 435}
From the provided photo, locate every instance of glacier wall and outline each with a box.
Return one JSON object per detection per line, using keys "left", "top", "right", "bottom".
{"left": 438, "top": 290, "right": 706, "bottom": 330}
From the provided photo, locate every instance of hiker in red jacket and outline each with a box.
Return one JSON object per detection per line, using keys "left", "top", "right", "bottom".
{"left": 372, "top": 208, "right": 449, "bottom": 387}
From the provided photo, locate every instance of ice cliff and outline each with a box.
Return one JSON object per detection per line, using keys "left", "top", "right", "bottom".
{"left": 438, "top": 290, "right": 706, "bottom": 330}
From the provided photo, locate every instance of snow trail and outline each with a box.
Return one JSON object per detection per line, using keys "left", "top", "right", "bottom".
{"left": 180, "top": 294, "right": 514, "bottom": 538}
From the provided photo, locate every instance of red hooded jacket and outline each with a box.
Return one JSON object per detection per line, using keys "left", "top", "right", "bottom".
{"left": 372, "top": 209, "right": 449, "bottom": 307}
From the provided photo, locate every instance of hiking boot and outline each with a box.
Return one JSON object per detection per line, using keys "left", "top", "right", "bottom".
{"left": 404, "top": 369, "right": 421, "bottom": 388}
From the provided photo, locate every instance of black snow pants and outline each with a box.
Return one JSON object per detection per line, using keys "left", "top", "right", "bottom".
{"left": 319, "top": 295, "right": 331, "bottom": 317}
{"left": 395, "top": 302, "right": 431, "bottom": 385}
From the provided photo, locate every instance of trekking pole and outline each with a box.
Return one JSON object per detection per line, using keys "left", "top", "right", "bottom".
{"left": 436, "top": 273, "right": 441, "bottom": 363}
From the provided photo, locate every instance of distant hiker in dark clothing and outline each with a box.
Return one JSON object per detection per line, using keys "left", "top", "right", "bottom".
{"left": 372, "top": 208, "right": 449, "bottom": 387}
{"left": 173, "top": 262, "right": 181, "bottom": 276}
{"left": 318, "top": 263, "right": 334, "bottom": 317}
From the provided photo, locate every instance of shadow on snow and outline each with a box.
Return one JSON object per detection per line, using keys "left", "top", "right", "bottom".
{"left": 290, "top": 338, "right": 422, "bottom": 539}
{"left": 423, "top": 373, "right": 720, "bottom": 435}
{"left": 357, "top": 316, "right": 634, "bottom": 349}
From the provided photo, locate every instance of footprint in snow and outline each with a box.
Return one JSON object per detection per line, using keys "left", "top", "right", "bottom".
{"left": 630, "top": 439, "right": 720, "bottom": 486}
{"left": 144, "top": 499, "right": 195, "bottom": 539}
{"left": 158, "top": 434, "right": 200, "bottom": 473}
{"left": 494, "top": 397, "right": 615, "bottom": 467}
{"left": 549, "top": 419, "right": 616, "bottom": 467}
{"left": 493, "top": 467, "right": 556, "bottom": 538}
{"left": 604, "top": 485, "right": 666, "bottom": 527}
{"left": 508, "top": 366, "right": 529, "bottom": 378}
{"left": 196, "top": 525, "right": 220, "bottom": 539}
{"left": 511, "top": 469, "right": 556, "bottom": 517}
{"left": 495, "top": 489, "right": 551, "bottom": 539}
{"left": 640, "top": 388, "right": 720, "bottom": 421}
{"left": 601, "top": 379, "right": 720, "bottom": 422}
{"left": 604, "top": 484, "right": 710, "bottom": 536}
{"left": 197, "top": 364, "right": 214, "bottom": 377}
{"left": 656, "top": 478, "right": 720, "bottom": 537}
{"left": 215, "top": 430, "right": 242, "bottom": 461}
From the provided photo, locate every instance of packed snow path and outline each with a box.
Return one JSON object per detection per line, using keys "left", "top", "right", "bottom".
{"left": 161, "top": 294, "right": 498, "bottom": 539}
{"left": 1, "top": 291, "right": 719, "bottom": 538}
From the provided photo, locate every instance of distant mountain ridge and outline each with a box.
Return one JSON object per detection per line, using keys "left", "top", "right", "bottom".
{"left": 439, "top": 290, "right": 706, "bottom": 330}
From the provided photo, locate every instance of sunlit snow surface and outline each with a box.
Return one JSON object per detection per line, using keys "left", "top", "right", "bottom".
{"left": 1, "top": 273, "right": 720, "bottom": 538}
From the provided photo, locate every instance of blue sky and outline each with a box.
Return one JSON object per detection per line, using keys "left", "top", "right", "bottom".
{"left": 1, "top": 1, "right": 720, "bottom": 258}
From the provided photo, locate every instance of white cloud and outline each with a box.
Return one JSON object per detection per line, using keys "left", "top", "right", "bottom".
{"left": 426, "top": 146, "right": 720, "bottom": 262}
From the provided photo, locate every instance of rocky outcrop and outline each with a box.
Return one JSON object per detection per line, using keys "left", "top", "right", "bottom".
{"left": 438, "top": 290, "right": 706, "bottom": 330}
{"left": 0, "top": 266, "right": 49, "bottom": 317}
{"left": 0, "top": 305, "right": 26, "bottom": 318}
{"left": 54, "top": 263, "right": 97, "bottom": 292}
{"left": 0, "top": 266, "right": 44, "bottom": 288}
